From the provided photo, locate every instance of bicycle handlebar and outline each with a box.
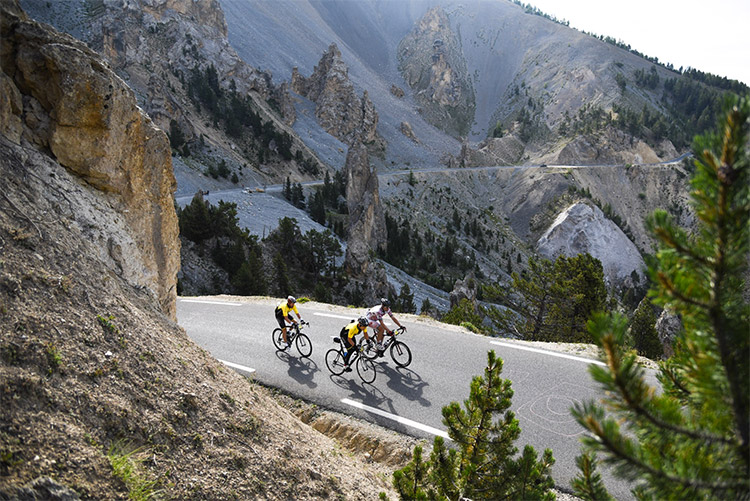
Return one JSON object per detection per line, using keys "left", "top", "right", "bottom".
{"left": 392, "top": 326, "right": 406, "bottom": 335}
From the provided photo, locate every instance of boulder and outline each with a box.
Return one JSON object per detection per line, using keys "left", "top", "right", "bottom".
{"left": 537, "top": 202, "right": 645, "bottom": 291}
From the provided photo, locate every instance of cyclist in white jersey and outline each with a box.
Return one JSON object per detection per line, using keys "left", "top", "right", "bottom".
{"left": 366, "top": 298, "right": 405, "bottom": 355}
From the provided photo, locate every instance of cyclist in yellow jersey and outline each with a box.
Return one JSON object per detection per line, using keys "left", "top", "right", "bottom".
{"left": 339, "top": 317, "right": 370, "bottom": 372}
{"left": 275, "top": 296, "right": 303, "bottom": 349}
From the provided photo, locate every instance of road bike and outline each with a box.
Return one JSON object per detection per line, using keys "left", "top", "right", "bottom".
{"left": 363, "top": 326, "right": 411, "bottom": 367}
{"left": 272, "top": 320, "right": 312, "bottom": 358}
{"left": 325, "top": 336, "right": 377, "bottom": 384}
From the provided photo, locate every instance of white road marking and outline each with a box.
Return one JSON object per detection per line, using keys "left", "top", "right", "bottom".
{"left": 341, "top": 398, "right": 450, "bottom": 439}
{"left": 490, "top": 341, "right": 606, "bottom": 366}
{"left": 219, "top": 359, "right": 256, "bottom": 374}
{"left": 180, "top": 299, "right": 242, "bottom": 306}
{"left": 314, "top": 312, "right": 357, "bottom": 320}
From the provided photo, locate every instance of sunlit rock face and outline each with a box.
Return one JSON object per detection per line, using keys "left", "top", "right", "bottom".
{"left": 1, "top": 4, "right": 180, "bottom": 318}
{"left": 537, "top": 202, "right": 645, "bottom": 291}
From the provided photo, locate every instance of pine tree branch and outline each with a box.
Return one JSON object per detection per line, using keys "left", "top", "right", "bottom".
{"left": 656, "top": 272, "right": 711, "bottom": 309}
{"left": 584, "top": 415, "right": 746, "bottom": 493}
{"left": 607, "top": 342, "right": 736, "bottom": 447}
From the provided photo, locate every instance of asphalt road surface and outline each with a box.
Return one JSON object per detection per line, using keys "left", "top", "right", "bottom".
{"left": 178, "top": 297, "right": 642, "bottom": 498}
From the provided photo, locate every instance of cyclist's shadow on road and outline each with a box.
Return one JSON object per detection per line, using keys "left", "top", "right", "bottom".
{"left": 275, "top": 351, "right": 320, "bottom": 389}
{"left": 377, "top": 363, "right": 431, "bottom": 408}
{"left": 329, "top": 373, "right": 387, "bottom": 407}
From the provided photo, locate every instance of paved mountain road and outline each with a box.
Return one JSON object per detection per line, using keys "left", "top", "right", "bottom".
{"left": 178, "top": 297, "right": 644, "bottom": 498}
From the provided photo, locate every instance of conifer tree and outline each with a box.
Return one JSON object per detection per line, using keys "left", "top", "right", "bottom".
{"left": 392, "top": 351, "right": 555, "bottom": 500}
{"left": 628, "top": 297, "right": 662, "bottom": 359}
{"left": 571, "top": 96, "right": 750, "bottom": 499}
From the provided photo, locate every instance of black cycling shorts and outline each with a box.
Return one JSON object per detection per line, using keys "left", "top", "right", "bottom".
{"left": 275, "top": 307, "right": 287, "bottom": 328}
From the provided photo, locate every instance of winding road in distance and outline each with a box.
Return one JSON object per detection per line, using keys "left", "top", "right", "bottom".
{"left": 178, "top": 297, "right": 651, "bottom": 499}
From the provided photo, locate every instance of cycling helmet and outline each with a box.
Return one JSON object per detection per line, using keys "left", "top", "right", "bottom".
{"left": 380, "top": 298, "right": 390, "bottom": 308}
{"left": 358, "top": 317, "right": 368, "bottom": 328}
{"left": 287, "top": 295, "right": 296, "bottom": 303}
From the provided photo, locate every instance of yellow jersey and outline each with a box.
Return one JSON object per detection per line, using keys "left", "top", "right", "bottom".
{"left": 343, "top": 321, "right": 367, "bottom": 340}
{"left": 277, "top": 300, "right": 299, "bottom": 317}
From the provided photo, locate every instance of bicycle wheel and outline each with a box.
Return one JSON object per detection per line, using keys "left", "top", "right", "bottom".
{"left": 356, "top": 355, "right": 377, "bottom": 384}
{"left": 325, "top": 349, "right": 346, "bottom": 375}
{"left": 272, "top": 328, "right": 286, "bottom": 351}
{"left": 295, "top": 333, "right": 313, "bottom": 358}
{"left": 390, "top": 341, "right": 412, "bottom": 368}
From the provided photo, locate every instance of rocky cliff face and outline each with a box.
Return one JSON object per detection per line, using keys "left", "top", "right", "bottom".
{"left": 397, "top": 6, "right": 474, "bottom": 139}
{"left": 551, "top": 126, "right": 678, "bottom": 166}
{"left": 73, "top": 0, "right": 270, "bottom": 117}
{"left": 536, "top": 202, "right": 646, "bottom": 291}
{"left": 343, "top": 141, "right": 387, "bottom": 275}
{"left": 292, "top": 43, "right": 384, "bottom": 151}
{"left": 19, "top": 0, "right": 317, "bottom": 190}
{"left": 459, "top": 136, "right": 525, "bottom": 167}
{"left": 1, "top": 2, "right": 180, "bottom": 318}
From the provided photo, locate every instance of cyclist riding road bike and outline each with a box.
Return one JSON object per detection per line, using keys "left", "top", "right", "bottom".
{"left": 274, "top": 295, "right": 303, "bottom": 350}
{"left": 366, "top": 298, "right": 405, "bottom": 356}
{"left": 340, "top": 317, "right": 371, "bottom": 372}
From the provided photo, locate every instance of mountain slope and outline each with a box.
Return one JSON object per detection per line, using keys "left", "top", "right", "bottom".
{"left": 221, "top": 0, "right": 741, "bottom": 166}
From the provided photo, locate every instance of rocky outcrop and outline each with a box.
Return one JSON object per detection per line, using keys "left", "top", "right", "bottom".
{"left": 460, "top": 136, "right": 525, "bottom": 167}
{"left": 400, "top": 121, "right": 419, "bottom": 143}
{"left": 655, "top": 308, "right": 682, "bottom": 358}
{"left": 536, "top": 203, "right": 645, "bottom": 291}
{"left": 554, "top": 126, "right": 678, "bottom": 165}
{"left": 25, "top": 0, "right": 274, "bottom": 141}
{"left": 1, "top": 3, "right": 180, "bottom": 319}
{"left": 291, "top": 44, "right": 384, "bottom": 151}
{"left": 344, "top": 142, "right": 387, "bottom": 273}
{"left": 397, "top": 6, "right": 474, "bottom": 138}
{"left": 343, "top": 141, "right": 389, "bottom": 302}
{"left": 450, "top": 276, "right": 478, "bottom": 309}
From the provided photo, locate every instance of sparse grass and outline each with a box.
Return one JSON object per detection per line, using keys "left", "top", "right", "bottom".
{"left": 97, "top": 314, "right": 120, "bottom": 336}
{"left": 192, "top": 433, "right": 203, "bottom": 449}
{"left": 107, "top": 440, "right": 162, "bottom": 501}
{"left": 219, "top": 392, "right": 235, "bottom": 405}
{"left": 0, "top": 448, "right": 22, "bottom": 469}
{"left": 45, "top": 342, "right": 62, "bottom": 374}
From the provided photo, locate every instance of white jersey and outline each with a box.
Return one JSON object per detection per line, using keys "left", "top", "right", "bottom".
{"left": 367, "top": 305, "right": 393, "bottom": 322}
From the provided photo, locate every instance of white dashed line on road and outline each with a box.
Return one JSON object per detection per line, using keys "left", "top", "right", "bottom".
{"left": 341, "top": 398, "right": 449, "bottom": 439}
{"left": 314, "top": 312, "right": 357, "bottom": 320}
{"left": 490, "top": 341, "right": 606, "bottom": 366}
{"left": 180, "top": 299, "right": 242, "bottom": 306}
{"left": 219, "top": 359, "right": 256, "bottom": 374}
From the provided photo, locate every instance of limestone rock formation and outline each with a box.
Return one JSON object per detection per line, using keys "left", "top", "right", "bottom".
{"left": 536, "top": 202, "right": 645, "bottom": 291}
{"left": 343, "top": 141, "right": 389, "bottom": 302}
{"left": 400, "top": 121, "right": 419, "bottom": 143}
{"left": 397, "top": 6, "right": 474, "bottom": 138}
{"left": 449, "top": 276, "right": 478, "bottom": 309}
{"left": 390, "top": 84, "right": 405, "bottom": 98}
{"left": 291, "top": 43, "right": 384, "bottom": 151}
{"left": 460, "top": 136, "right": 525, "bottom": 167}
{"left": 22, "top": 0, "right": 279, "bottom": 148}
{"left": 655, "top": 308, "right": 682, "bottom": 358}
{"left": 554, "top": 126, "right": 678, "bottom": 166}
{"left": 344, "top": 142, "right": 387, "bottom": 273}
{"left": 1, "top": 4, "right": 180, "bottom": 319}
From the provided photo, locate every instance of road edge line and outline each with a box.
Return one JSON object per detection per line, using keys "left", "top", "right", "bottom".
{"left": 490, "top": 341, "right": 606, "bottom": 366}
{"left": 341, "top": 398, "right": 449, "bottom": 439}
